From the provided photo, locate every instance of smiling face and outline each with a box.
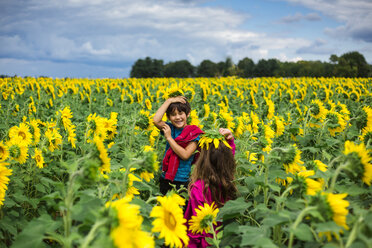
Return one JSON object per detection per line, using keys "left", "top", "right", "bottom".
{"left": 167, "top": 109, "right": 189, "bottom": 129}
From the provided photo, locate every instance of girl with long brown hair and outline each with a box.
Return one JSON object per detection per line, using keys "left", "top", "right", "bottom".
{"left": 184, "top": 128, "right": 237, "bottom": 247}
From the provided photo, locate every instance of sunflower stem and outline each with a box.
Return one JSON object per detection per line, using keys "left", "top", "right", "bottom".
{"left": 81, "top": 219, "right": 107, "bottom": 248}
{"left": 329, "top": 162, "right": 349, "bottom": 193}
{"left": 345, "top": 214, "right": 363, "bottom": 248}
{"left": 288, "top": 206, "right": 317, "bottom": 248}
{"left": 208, "top": 222, "right": 220, "bottom": 248}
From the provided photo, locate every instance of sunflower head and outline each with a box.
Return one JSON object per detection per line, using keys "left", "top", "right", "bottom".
{"left": 310, "top": 99, "right": 327, "bottom": 119}
{"left": 136, "top": 110, "right": 150, "bottom": 130}
{"left": 150, "top": 193, "right": 189, "bottom": 248}
{"left": 189, "top": 202, "right": 219, "bottom": 235}
{"left": 163, "top": 86, "right": 185, "bottom": 99}
{"left": 355, "top": 106, "right": 372, "bottom": 131}
{"left": 0, "top": 142, "right": 9, "bottom": 162}
{"left": 199, "top": 129, "right": 232, "bottom": 150}
{"left": 342, "top": 140, "right": 372, "bottom": 185}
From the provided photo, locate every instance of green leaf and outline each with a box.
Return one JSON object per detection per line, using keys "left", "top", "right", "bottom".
{"left": 292, "top": 223, "right": 313, "bottom": 241}
{"left": 314, "top": 221, "right": 342, "bottom": 233}
{"left": 218, "top": 197, "right": 251, "bottom": 221}
{"left": 262, "top": 214, "right": 289, "bottom": 227}
{"left": 268, "top": 183, "right": 281, "bottom": 193}
{"left": 11, "top": 214, "right": 61, "bottom": 248}
{"left": 35, "top": 183, "right": 46, "bottom": 193}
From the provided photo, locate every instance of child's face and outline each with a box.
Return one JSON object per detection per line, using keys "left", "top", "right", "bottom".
{"left": 168, "top": 109, "right": 188, "bottom": 129}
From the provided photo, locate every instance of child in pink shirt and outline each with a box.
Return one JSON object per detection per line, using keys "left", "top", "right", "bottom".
{"left": 184, "top": 128, "right": 237, "bottom": 247}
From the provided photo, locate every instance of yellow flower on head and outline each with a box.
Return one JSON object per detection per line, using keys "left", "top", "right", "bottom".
{"left": 150, "top": 194, "right": 189, "bottom": 248}
{"left": 189, "top": 202, "right": 219, "bottom": 234}
{"left": 0, "top": 162, "right": 12, "bottom": 206}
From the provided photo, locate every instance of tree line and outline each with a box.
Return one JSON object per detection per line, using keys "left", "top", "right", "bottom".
{"left": 130, "top": 51, "right": 372, "bottom": 78}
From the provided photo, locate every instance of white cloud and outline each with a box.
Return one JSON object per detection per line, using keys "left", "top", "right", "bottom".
{"left": 279, "top": 12, "right": 321, "bottom": 23}
{"left": 284, "top": 0, "right": 372, "bottom": 42}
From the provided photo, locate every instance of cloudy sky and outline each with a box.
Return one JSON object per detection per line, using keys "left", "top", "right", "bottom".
{"left": 1, "top": 0, "right": 371, "bottom": 78}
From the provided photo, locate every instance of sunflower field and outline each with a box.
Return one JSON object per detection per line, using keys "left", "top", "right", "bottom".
{"left": 0, "top": 76, "right": 371, "bottom": 248}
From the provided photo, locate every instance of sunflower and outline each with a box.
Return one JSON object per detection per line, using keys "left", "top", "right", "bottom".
{"left": 249, "top": 111, "right": 260, "bottom": 134}
{"left": 6, "top": 137, "right": 29, "bottom": 164}
{"left": 272, "top": 116, "right": 285, "bottom": 137}
{"left": 246, "top": 151, "right": 258, "bottom": 164}
{"left": 356, "top": 106, "right": 372, "bottom": 132}
{"left": 262, "top": 124, "right": 275, "bottom": 153}
{"left": 45, "top": 128, "right": 63, "bottom": 152}
{"left": 360, "top": 125, "right": 372, "bottom": 147}
{"left": 93, "top": 136, "right": 111, "bottom": 173}
{"left": 199, "top": 130, "right": 232, "bottom": 150}
{"left": 313, "top": 160, "right": 328, "bottom": 172}
{"left": 188, "top": 110, "right": 203, "bottom": 129}
{"left": 326, "top": 193, "right": 349, "bottom": 230}
{"left": 109, "top": 196, "right": 155, "bottom": 248}
{"left": 163, "top": 86, "right": 185, "bottom": 99}
{"left": 0, "top": 141, "right": 9, "bottom": 162}
{"left": 189, "top": 202, "right": 219, "bottom": 235}
{"left": 59, "top": 106, "right": 73, "bottom": 130}
{"left": 264, "top": 97, "right": 275, "bottom": 120}
{"left": 343, "top": 140, "right": 372, "bottom": 185}
{"left": 309, "top": 99, "right": 327, "bottom": 120}
{"left": 282, "top": 144, "right": 305, "bottom": 175}
{"left": 309, "top": 192, "right": 349, "bottom": 241}
{"left": 32, "top": 148, "right": 45, "bottom": 168}
{"left": 8, "top": 123, "right": 33, "bottom": 146}
{"left": 145, "top": 98, "right": 152, "bottom": 110}
{"left": 150, "top": 194, "right": 189, "bottom": 248}
{"left": 0, "top": 162, "right": 12, "bottom": 206}
{"left": 28, "top": 119, "right": 41, "bottom": 145}
{"left": 217, "top": 110, "right": 235, "bottom": 131}
{"left": 203, "top": 104, "right": 210, "bottom": 118}
{"left": 325, "top": 111, "right": 347, "bottom": 136}
{"left": 296, "top": 170, "right": 323, "bottom": 196}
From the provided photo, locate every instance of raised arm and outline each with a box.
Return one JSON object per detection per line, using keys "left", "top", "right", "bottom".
{"left": 153, "top": 96, "right": 186, "bottom": 130}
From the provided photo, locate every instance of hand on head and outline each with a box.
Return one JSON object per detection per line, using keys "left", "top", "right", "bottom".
{"left": 168, "top": 96, "right": 187, "bottom": 104}
{"left": 219, "top": 128, "right": 234, "bottom": 140}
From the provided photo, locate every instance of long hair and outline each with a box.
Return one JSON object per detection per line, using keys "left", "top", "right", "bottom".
{"left": 189, "top": 141, "right": 237, "bottom": 207}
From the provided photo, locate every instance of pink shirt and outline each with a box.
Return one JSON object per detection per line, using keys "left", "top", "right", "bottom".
{"left": 184, "top": 138, "right": 235, "bottom": 247}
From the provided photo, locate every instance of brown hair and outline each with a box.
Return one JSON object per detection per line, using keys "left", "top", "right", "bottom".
{"left": 166, "top": 100, "right": 191, "bottom": 117}
{"left": 189, "top": 141, "right": 237, "bottom": 207}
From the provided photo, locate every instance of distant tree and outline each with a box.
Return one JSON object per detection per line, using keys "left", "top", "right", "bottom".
{"left": 329, "top": 54, "right": 338, "bottom": 64}
{"left": 237, "top": 57, "right": 255, "bottom": 78}
{"left": 297, "top": 61, "right": 325, "bottom": 77}
{"left": 130, "top": 57, "right": 164, "bottom": 78}
{"left": 254, "top": 59, "right": 279, "bottom": 77}
{"left": 196, "top": 60, "right": 219, "bottom": 77}
{"left": 164, "top": 60, "right": 195, "bottom": 77}
{"left": 338, "top": 51, "right": 370, "bottom": 77}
